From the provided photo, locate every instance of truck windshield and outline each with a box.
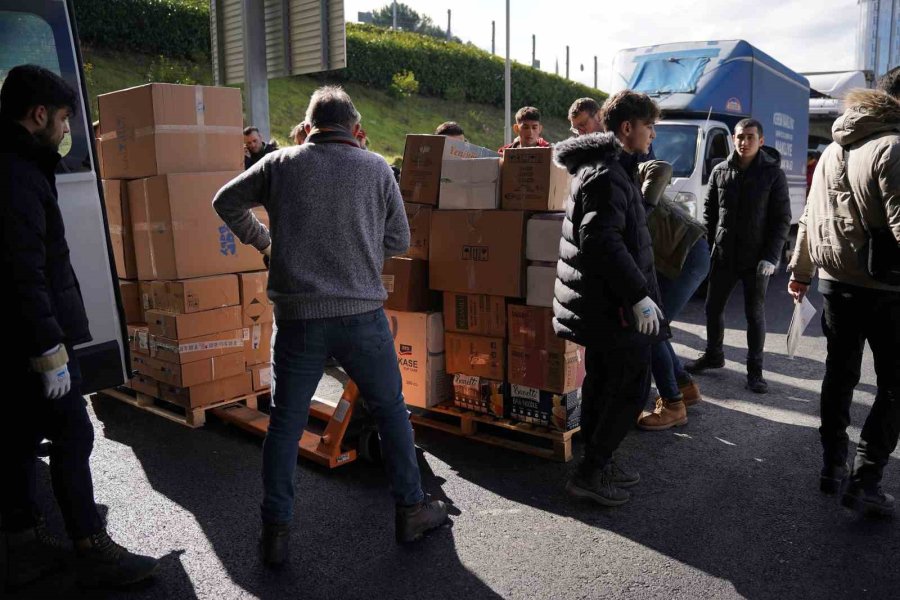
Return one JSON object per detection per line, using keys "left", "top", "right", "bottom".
{"left": 652, "top": 124, "right": 699, "bottom": 178}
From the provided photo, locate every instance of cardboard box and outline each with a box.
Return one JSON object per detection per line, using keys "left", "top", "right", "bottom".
{"left": 237, "top": 271, "right": 274, "bottom": 325}
{"left": 508, "top": 384, "right": 581, "bottom": 432}
{"left": 131, "top": 351, "right": 245, "bottom": 388}
{"left": 98, "top": 83, "right": 243, "bottom": 179}
{"left": 149, "top": 329, "right": 244, "bottom": 364}
{"left": 501, "top": 147, "right": 571, "bottom": 211}
{"left": 129, "top": 373, "right": 159, "bottom": 397}
{"left": 119, "top": 280, "right": 142, "bottom": 324}
{"left": 438, "top": 157, "right": 501, "bottom": 210}
{"left": 451, "top": 374, "right": 506, "bottom": 416}
{"left": 508, "top": 304, "right": 578, "bottom": 352}
{"left": 526, "top": 213, "right": 564, "bottom": 262}
{"left": 385, "top": 310, "right": 451, "bottom": 408}
{"left": 382, "top": 257, "right": 430, "bottom": 312}
{"left": 128, "top": 324, "right": 150, "bottom": 356}
{"left": 526, "top": 262, "right": 557, "bottom": 308}
{"left": 399, "top": 135, "right": 496, "bottom": 206}
{"left": 445, "top": 332, "right": 506, "bottom": 380}
{"left": 443, "top": 292, "right": 506, "bottom": 337}
{"left": 146, "top": 305, "right": 242, "bottom": 339}
{"left": 507, "top": 345, "right": 586, "bottom": 393}
{"left": 429, "top": 210, "right": 526, "bottom": 297}
{"left": 402, "top": 203, "right": 431, "bottom": 260}
{"left": 103, "top": 180, "right": 137, "bottom": 279}
{"left": 159, "top": 371, "right": 253, "bottom": 409}
{"left": 128, "top": 171, "right": 267, "bottom": 280}
{"left": 139, "top": 281, "right": 154, "bottom": 320}
{"left": 152, "top": 275, "right": 240, "bottom": 314}
{"left": 244, "top": 321, "right": 274, "bottom": 366}
{"left": 249, "top": 363, "right": 272, "bottom": 391}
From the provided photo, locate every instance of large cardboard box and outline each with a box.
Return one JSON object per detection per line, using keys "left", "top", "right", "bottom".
{"left": 451, "top": 374, "right": 506, "bottom": 417}
{"left": 128, "top": 171, "right": 267, "bottom": 280}
{"left": 382, "top": 257, "right": 430, "bottom": 312}
{"left": 402, "top": 203, "right": 431, "bottom": 260}
{"left": 429, "top": 210, "right": 526, "bottom": 297}
{"left": 103, "top": 180, "right": 137, "bottom": 279}
{"left": 501, "top": 147, "right": 570, "bottom": 211}
{"left": 507, "top": 345, "right": 586, "bottom": 393}
{"left": 119, "top": 280, "right": 142, "bottom": 324}
{"left": 445, "top": 332, "right": 505, "bottom": 380}
{"left": 526, "top": 263, "right": 557, "bottom": 308}
{"left": 526, "top": 213, "right": 564, "bottom": 262}
{"left": 399, "top": 135, "right": 496, "bottom": 206}
{"left": 98, "top": 83, "right": 243, "bottom": 179}
{"left": 438, "top": 157, "right": 501, "bottom": 210}
{"left": 443, "top": 292, "right": 506, "bottom": 337}
{"left": 149, "top": 329, "right": 245, "bottom": 364}
{"left": 508, "top": 384, "right": 581, "bottom": 432}
{"left": 131, "top": 351, "right": 245, "bottom": 388}
{"left": 146, "top": 305, "right": 242, "bottom": 339}
{"left": 159, "top": 371, "right": 253, "bottom": 409}
{"left": 244, "top": 321, "right": 274, "bottom": 366}
{"left": 508, "top": 304, "right": 578, "bottom": 353}
{"left": 139, "top": 281, "right": 154, "bottom": 319}
{"left": 129, "top": 373, "right": 160, "bottom": 398}
{"left": 128, "top": 324, "right": 150, "bottom": 356}
{"left": 385, "top": 310, "right": 450, "bottom": 408}
{"left": 249, "top": 363, "right": 272, "bottom": 391}
{"left": 238, "top": 272, "right": 274, "bottom": 325}
{"left": 152, "top": 275, "right": 240, "bottom": 314}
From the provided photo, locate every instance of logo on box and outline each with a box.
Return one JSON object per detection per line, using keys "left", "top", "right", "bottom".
{"left": 399, "top": 344, "right": 413, "bottom": 356}
{"left": 462, "top": 245, "right": 489, "bottom": 261}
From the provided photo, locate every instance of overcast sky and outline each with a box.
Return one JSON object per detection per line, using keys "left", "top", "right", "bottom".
{"left": 345, "top": 0, "right": 860, "bottom": 89}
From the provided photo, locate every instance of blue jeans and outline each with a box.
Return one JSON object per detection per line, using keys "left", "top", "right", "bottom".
{"left": 651, "top": 238, "right": 711, "bottom": 399}
{"left": 261, "top": 309, "right": 424, "bottom": 524}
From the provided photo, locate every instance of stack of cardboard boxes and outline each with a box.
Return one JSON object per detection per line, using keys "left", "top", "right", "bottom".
{"left": 99, "top": 83, "right": 274, "bottom": 412}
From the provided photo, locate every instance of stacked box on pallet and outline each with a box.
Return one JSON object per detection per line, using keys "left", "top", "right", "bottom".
{"left": 239, "top": 271, "right": 274, "bottom": 391}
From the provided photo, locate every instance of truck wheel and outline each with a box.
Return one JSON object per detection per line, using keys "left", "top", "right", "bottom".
{"left": 358, "top": 426, "right": 382, "bottom": 464}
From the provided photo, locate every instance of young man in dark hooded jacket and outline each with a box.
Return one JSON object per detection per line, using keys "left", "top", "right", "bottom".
{"left": 552, "top": 91, "right": 669, "bottom": 506}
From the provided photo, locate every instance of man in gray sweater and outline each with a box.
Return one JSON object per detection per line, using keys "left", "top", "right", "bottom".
{"left": 213, "top": 87, "right": 448, "bottom": 566}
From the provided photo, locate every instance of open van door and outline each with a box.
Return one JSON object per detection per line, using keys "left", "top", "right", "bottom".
{"left": 0, "top": 0, "right": 129, "bottom": 392}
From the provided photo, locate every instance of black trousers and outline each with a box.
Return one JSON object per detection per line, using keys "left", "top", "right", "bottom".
{"left": 704, "top": 262, "right": 770, "bottom": 373}
{"left": 0, "top": 352, "right": 104, "bottom": 539}
{"left": 579, "top": 344, "right": 652, "bottom": 472}
{"left": 820, "top": 286, "right": 900, "bottom": 487}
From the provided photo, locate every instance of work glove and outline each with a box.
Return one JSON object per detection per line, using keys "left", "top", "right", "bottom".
{"left": 632, "top": 296, "right": 664, "bottom": 336}
{"left": 31, "top": 344, "right": 71, "bottom": 400}
{"left": 757, "top": 260, "right": 776, "bottom": 277}
{"left": 261, "top": 244, "right": 271, "bottom": 269}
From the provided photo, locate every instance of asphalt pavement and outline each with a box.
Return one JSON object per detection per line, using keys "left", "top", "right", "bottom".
{"left": 7, "top": 270, "right": 899, "bottom": 600}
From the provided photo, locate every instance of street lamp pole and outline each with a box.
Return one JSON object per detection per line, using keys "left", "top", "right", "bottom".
{"left": 504, "top": 0, "right": 511, "bottom": 145}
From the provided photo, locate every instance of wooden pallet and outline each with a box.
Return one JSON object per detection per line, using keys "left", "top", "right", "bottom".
{"left": 96, "top": 386, "right": 268, "bottom": 429}
{"left": 410, "top": 403, "right": 579, "bottom": 462}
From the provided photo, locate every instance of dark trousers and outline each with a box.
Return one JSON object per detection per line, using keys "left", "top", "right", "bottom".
{"left": 579, "top": 344, "right": 652, "bottom": 472}
{"left": 704, "top": 262, "right": 770, "bottom": 373}
{"left": 820, "top": 287, "right": 900, "bottom": 487}
{"left": 0, "top": 353, "right": 104, "bottom": 539}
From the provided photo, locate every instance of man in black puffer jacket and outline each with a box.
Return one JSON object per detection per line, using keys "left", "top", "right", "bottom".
{"left": 553, "top": 91, "right": 669, "bottom": 507}
{"left": 686, "top": 119, "right": 792, "bottom": 394}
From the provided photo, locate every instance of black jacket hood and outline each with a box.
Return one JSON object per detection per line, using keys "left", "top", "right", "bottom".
{"left": 553, "top": 132, "right": 622, "bottom": 174}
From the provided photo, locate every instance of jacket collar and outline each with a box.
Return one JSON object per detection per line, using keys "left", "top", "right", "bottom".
{"left": 0, "top": 118, "right": 61, "bottom": 175}
{"left": 726, "top": 145, "right": 781, "bottom": 171}
{"left": 553, "top": 132, "right": 622, "bottom": 174}
{"left": 306, "top": 126, "right": 362, "bottom": 148}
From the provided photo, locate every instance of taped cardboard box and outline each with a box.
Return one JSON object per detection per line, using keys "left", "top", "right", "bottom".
{"left": 249, "top": 363, "right": 272, "bottom": 391}
{"left": 501, "top": 147, "right": 570, "bottom": 211}
{"left": 139, "top": 281, "right": 154, "bottom": 320}
{"left": 382, "top": 257, "right": 430, "bottom": 312}
{"left": 152, "top": 275, "right": 240, "bottom": 314}
{"left": 508, "top": 304, "right": 578, "bottom": 353}
{"left": 526, "top": 262, "right": 557, "bottom": 308}
{"left": 159, "top": 371, "right": 253, "bottom": 409}
{"left": 129, "top": 373, "right": 160, "bottom": 398}
{"left": 128, "top": 171, "right": 267, "bottom": 280}
{"left": 98, "top": 83, "right": 243, "bottom": 179}
{"left": 438, "top": 157, "right": 501, "bottom": 210}
{"left": 149, "top": 329, "right": 244, "bottom": 364}
{"left": 429, "top": 210, "right": 526, "bottom": 297}
{"left": 399, "top": 135, "right": 496, "bottom": 206}
{"left": 451, "top": 374, "right": 506, "bottom": 417}
{"left": 146, "top": 305, "right": 242, "bottom": 339}
{"left": 244, "top": 321, "right": 274, "bottom": 366}
{"left": 131, "top": 351, "right": 245, "bottom": 388}
{"left": 119, "top": 280, "right": 142, "bottom": 324}
{"left": 507, "top": 345, "right": 586, "bottom": 394}
{"left": 385, "top": 310, "right": 450, "bottom": 408}
{"left": 402, "top": 203, "right": 431, "bottom": 260}
{"left": 445, "top": 332, "right": 506, "bottom": 381}
{"left": 128, "top": 324, "right": 150, "bottom": 356}
{"left": 238, "top": 271, "right": 274, "bottom": 325}
{"left": 526, "top": 213, "right": 564, "bottom": 262}
{"left": 508, "top": 384, "right": 581, "bottom": 432}
{"left": 443, "top": 292, "right": 506, "bottom": 337}
{"left": 103, "top": 180, "right": 137, "bottom": 279}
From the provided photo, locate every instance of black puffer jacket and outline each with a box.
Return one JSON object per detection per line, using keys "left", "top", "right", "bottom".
{"left": 0, "top": 119, "right": 91, "bottom": 357}
{"left": 552, "top": 132, "right": 668, "bottom": 349}
{"left": 704, "top": 146, "right": 792, "bottom": 270}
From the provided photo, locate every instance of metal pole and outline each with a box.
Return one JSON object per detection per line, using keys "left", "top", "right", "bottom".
{"left": 447, "top": 9, "right": 451, "bottom": 41}
{"left": 243, "top": 0, "right": 270, "bottom": 140}
{"left": 392, "top": 0, "right": 397, "bottom": 29}
{"left": 504, "top": 0, "right": 511, "bottom": 145}
{"left": 491, "top": 21, "right": 495, "bottom": 54}
{"left": 532, "top": 34, "right": 536, "bottom": 68}
{"left": 594, "top": 55, "right": 597, "bottom": 88}
{"left": 566, "top": 45, "right": 570, "bottom": 79}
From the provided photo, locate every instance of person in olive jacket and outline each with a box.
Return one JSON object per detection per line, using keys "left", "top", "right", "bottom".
{"left": 686, "top": 118, "right": 792, "bottom": 393}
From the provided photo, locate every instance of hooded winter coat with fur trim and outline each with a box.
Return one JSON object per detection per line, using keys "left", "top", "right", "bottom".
{"left": 551, "top": 132, "right": 668, "bottom": 348}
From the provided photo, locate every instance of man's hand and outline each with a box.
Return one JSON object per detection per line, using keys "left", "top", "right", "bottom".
{"left": 244, "top": 146, "right": 251, "bottom": 158}
{"left": 757, "top": 260, "right": 777, "bottom": 277}
{"left": 632, "top": 296, "right": 664, "bottom": 336}
{"left": 35, "top": 344, "right": 71, "bottom": 399}
{"left": 788, "top": 279, "right": 809, "bottom": 304}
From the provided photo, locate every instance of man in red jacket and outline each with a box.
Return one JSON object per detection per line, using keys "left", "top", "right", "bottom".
{"left": 498, "top": 106, "right": 551, "bottom": 154}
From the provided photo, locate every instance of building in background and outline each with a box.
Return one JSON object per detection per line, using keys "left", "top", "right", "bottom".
{"left": 857, "top": 0, "right": 900, "bottom": 76}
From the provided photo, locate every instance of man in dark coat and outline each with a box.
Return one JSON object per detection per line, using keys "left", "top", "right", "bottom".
{"left": 0, "top": 65, "right": 157, "bottom": 589}
{"left": 553, "top": 90, "right": 668, "bottom": 507}
{"left": 686, "top": 119, "right": 792, "bottom": 393}
{"left": 244, "top": 125, "right": 279, "bottom": 169}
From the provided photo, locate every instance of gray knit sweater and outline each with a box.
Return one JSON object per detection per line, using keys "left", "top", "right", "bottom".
{"left": 213, "top": 132, "right": 409, "bottom": 320}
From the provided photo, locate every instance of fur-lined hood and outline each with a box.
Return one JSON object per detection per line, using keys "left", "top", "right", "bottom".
{"left": 553, "top": 132, "right": 622, "bottom": 174}
{"left": 833, "top": 89, "right": 900, "bottom": 146}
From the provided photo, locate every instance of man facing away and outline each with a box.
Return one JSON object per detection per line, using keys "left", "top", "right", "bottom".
{"left": 214, "top": 86, "right": 448, "bottom": 567}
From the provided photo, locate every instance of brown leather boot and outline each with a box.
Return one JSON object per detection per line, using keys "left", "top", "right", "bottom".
{"left": 638, "top": 399, "right": 688, "bottom": 431}
{"left": 678, "top": 379, "right": 701, "bottom": 406}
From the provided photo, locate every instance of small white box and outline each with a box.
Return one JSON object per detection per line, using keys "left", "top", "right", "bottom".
{"left": 438, "top": 157, "right": 501, "bottom": 210}
{"left": 526, "top": 262, "right": 557, "bottom": 308}
{"left": 526, "top": 213, "right": 564, "bottom": 262}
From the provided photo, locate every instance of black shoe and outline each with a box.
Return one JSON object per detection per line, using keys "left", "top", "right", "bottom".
{"left": 2, "top": 521, "right": 68, "bottom": 589}
{"left": 565, "top": 469, "right": 630, "bottom": 507}
{"left": 746, "top": 373, "right": 769, "bottom": 394}
{"left": 841, "top": 483, "right": 895, "bottom": 518}
{"left": 260, "top": 521, "right": 290, "bottom": 567}
{"left": 605, "top": 461, "right": 640, "bottom": 488}
{"left": 395, "top": 500, "right": 449, "bottom": 544}
{"left": 820, "top": 463, "right": 850, "bottom": 495}
{"left": 74, "top": 530, "right": 158, "bottom": 588}
{"left": 685, "top": 353, "right": 725, "bottom": 374}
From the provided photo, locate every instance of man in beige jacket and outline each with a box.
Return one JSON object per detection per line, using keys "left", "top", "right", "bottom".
{"left": 788, "top": 80, "right": 900, "bottom": 518}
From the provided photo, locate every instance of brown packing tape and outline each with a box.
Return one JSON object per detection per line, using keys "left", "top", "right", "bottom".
{"left": 138, "top": 178, "right": 158, "bottom": 279}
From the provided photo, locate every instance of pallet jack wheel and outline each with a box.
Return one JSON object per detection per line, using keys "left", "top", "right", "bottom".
{"left": 358, "top": 426, "right": 382, "bottom": 464}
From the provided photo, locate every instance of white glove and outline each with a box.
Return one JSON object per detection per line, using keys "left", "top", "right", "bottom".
{"left": 757, "top": 260, "right": 776, "bottom": 277}
{"left": 37, "top": 345, "right": 71, "bottom": 399}
{"left": 632, "top": 296, "right": 664, "bottom": 336}
{"left": 262, "top": 244, "right": 272, "bottom": 257}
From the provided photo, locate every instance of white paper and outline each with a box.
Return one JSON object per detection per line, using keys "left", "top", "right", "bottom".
{"left": 786, "top": 296, "right": 817, "bottom": 358}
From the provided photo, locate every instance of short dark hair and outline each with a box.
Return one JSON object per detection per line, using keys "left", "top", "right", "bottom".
{"left": 515, "top": 106, "right": 541, "bottom": 124}
{"left": 435, "top": 121, "right": 464, "bottom": 136}
{"left": 305, "top": 86, "right": 360, "bottom": 130}
{"left": 600, "top": 91, "right": 659, "bottom": 135}
{"left": 735, "top": 118, "right": 763, "bottom": 136}
{"left": 0, "top": 64, "right": 76, "bottom": 121}
{"left": 877, "top": 68, "right": 900, "bottom": 100}
{"left": 568, "top": 97, "right": 600, "bottom": 121}
{"left": 243, "top": 126, "right": 260, "bottom": 136}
